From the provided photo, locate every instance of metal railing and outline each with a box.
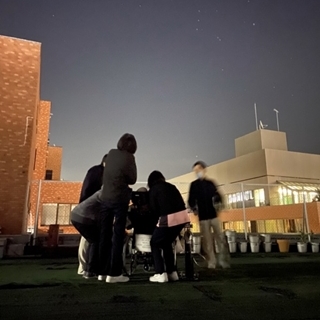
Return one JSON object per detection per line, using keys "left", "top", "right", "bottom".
{"left": 29, "top": 180, "right": 319, "bottom": 241}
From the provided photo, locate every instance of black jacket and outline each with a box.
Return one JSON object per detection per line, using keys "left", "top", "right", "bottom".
{"left": 79, "top": 164, "right": 104, "bottom": 203}
{"left": 149, "top": 181, "right": 188, "bottom": 227}
{"left": 100, "top": 149, "right": 137, "bottom": 203}
{"left": 188, "top": 179, "right": 222, "bottom": 221}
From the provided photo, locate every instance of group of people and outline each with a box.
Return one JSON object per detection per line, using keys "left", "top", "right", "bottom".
{"left": 71, "top": 133, "right": 230, "bottom": 284}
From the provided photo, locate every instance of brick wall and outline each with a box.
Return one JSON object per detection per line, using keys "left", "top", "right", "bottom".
{"left": 0, "top": 36, "right": 41, "bottom": 234}
{"left": 29, "top": 100, "right": 52, "bottom": 231}
{"left": 46, "top": 146, "right": 62, "bottom": 180}
{"left": 33, "top": 101, "right": 51, "bottom": 180}
{"left": 35, "top": 181, "right": 82, "bottom": 234}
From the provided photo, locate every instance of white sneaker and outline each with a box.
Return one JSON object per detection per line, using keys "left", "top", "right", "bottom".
{"left": 106, "top": 275, "right": 130, "bottom": 283}
{"left": 149, "top": 273, "right": 168, "bottom": 283}
{"left": 168, "top": 271, "right": 179, "bottom": 282}
{"left": 98, "top": 275, "right": 107, "bottom": 281}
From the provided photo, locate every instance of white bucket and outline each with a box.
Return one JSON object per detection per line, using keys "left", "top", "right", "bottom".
{"left": 192, "top": 236, "right": 201, "bottom": 253}
{"left": 239, "top": 242, "right": 247, "bottom": 253}
{"left": 135, "top": 234, "right": 152, "bottom": 253}
{"left": 225, "top": 230, "right": 236, "bottom": 237}
{"left": 297, "top": 242, "right": 307, "bottom": 253}
{"left": 250, "top": 242, "right": 260, "bottom": 253}
{"left": 249, "top": 234, "right": 260, "bottom": 243}
{"left": 193, "top": 236, "right": 201, "bottom": 245}
{"left": 261, "top": 234, "right": 271, "bottom": 243}
{"left": 192, "top": 243, "right": 201, "bottom": 254}
{"left": 264, "top": 242, "right": 272, "bottom": 253}
{"left": 228, "top": 242, "right": 237, "bottom": 253}
{"left": 311, "top": 242, "right": 319, "bottom": 253}
{"left": 227, "top": 235, "right": 236, "bottom": 243}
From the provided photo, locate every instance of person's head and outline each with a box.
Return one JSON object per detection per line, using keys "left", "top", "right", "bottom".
{"left": 117, "top": 133, "right": 137, "bottom": 154}
{"left": 147, "top": 171, "right": 165, "bottom": 188}
{"left": 101, "top": 154, "right": 108, "bottom": 167}
{"left": 193, "top": 161, "right": 207, "bottom": 179}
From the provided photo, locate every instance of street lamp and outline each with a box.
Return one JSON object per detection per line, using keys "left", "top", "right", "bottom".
{"left": 273, "top": 109, "right": 279, "bottom": 131}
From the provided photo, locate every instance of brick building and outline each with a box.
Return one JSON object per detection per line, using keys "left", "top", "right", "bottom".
{"left": 0, "top": 35, "right": 81, "bottom": 235}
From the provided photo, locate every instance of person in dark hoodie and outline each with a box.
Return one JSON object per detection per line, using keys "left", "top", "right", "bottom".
{"left": 76, "top": 154, "right": 108, "bottom": 279}
{"left": 148, "top": 171, "right": 190, "bottom": 283}
{"left": 98, "top": 133, "right": 137, "bottom": 283}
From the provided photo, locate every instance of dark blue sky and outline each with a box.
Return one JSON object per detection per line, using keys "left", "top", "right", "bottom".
{"left": 1, "top": 0, "right": 320, "bottom": 182}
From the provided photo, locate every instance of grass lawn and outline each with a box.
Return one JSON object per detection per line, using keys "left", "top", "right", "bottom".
{"left": 0, "top": 253, "right": 320, "bottom": 320}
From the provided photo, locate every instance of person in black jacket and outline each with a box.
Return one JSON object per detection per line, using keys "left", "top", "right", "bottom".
{"left": 77, "top": 154, "right": 108, "bottom": 279}
{"left": 188, "top": 161, "right": 230, "bottom": 269}
{"left": 148, "top": 171, "right": 190, "bottom": 283}
{"left": 99, "top": 133, "right": 137, "bottom": 283}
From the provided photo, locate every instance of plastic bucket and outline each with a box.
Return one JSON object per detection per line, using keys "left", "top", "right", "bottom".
{"left": 261, "top": 234, "right": 271, "bottom": 243}
{"left": 264, "top": 242, "right": 272, "bottom": 253}
{"left": 311, "top": 243, "right": 319, "bottom": 253}
{"left": 249, "top": 234, "right": 259, "bottom": 243}
{"left": 227, "top": 235, "right": 236, "bottom": 243}
{"left": 228, "top": 242, "right": 237, "bottom": 253}
{"left": 239, "top": 242, "right": 247, "bottom": 253}
{"left": 225, "top": 230, "right": 236, "bottom": 237}
{"left": 250, "top": 242, "right": 260, "bottom": 253}
{"left": 192, "top": 236, "right": 201, "bottom": 253}
{"left": 297, "top": 242, "right": 307, "bottom": 253}
{"left": 277, "top": 239, "right": 290, "bottom": 253}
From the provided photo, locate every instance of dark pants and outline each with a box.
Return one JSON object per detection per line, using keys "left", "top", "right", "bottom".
{"left": 98, "top": 201, "right": 129, "bottom": 276}
{"left": 72, "top": 221, "right": 99, "bottom": 274}
{"left": 151, "top": 225, "right": 184, "bottom": 274}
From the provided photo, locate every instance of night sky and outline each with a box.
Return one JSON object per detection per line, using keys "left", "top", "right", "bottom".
{"left": 1, "top": 1, "right": 320, "bottom": 182}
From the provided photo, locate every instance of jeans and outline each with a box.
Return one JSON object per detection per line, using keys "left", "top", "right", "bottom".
{"left": 199, "top": 217, "right": 228, "bottom": 267}
{"left": 72, "top": 221, "right": 99, "bottom": 274}
{"left": 151, "top": 225, "right": 184, "bottom": 274}
{"left": 98, "top": 201, "right": 129, "bottom": 276}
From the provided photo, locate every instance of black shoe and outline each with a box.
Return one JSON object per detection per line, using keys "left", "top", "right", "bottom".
{"left": 83, "top": 272, "right": 96, "bottom": 279}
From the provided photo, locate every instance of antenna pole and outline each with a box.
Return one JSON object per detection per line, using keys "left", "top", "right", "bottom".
{"left": 273, "top": 109, "right": 280, "bottom": 131}
{"left": 254, "top": 103, "right": 258, "bottom": 130}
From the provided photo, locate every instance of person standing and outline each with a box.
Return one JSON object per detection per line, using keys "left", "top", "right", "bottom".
{"left": 188, "top": 161, "right": 230, "bottom": 269}
{"left": 77, "top": 154, "right": 108, "bottom": 278}
{"left": 99, "top": 133, "right": 137, "bottom": 283}
{"left": 148, "top": 171, "right": 190, "bottom": 283}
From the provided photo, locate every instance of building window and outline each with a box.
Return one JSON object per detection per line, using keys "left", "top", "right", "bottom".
{"left": 45, "top": 170, "right": 53, "bottom": 180}
{"left": 226, "top": 190, "right": 255, "bottom": 209}
{"left": 41, "top": 204, "right": 57, "bottom": 225}
{"left": 41, "top": 203, "right": 77, "bottom": 226}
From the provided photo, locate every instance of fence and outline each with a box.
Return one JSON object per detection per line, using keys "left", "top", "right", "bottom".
{"left": 28, "top": 180, "right": 320, "bottom": 241}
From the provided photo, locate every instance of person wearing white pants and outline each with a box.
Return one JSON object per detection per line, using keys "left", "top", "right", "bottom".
{"left": 77, "top": 154, "right": 108, "bottom": 278}
{"left": 188, "top": 161, "right": 230, "bottom": 269}
{"left": 77, "top": 236, "right": 89, "bottom": 275}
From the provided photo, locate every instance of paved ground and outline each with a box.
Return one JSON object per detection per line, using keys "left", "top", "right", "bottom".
{"left": 0, "top": 253, "right": 320, "bottom": 320}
